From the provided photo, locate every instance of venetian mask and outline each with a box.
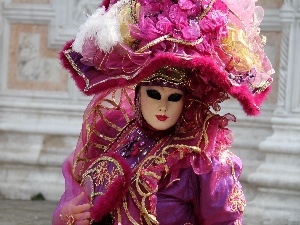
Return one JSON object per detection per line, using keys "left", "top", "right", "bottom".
{"left": 140, "top": 85, "right": 184, "bottom": 131}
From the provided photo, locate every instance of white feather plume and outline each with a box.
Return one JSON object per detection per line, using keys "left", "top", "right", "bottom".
{"left": 72, "top": 0, "right": 128, "bottom": 53}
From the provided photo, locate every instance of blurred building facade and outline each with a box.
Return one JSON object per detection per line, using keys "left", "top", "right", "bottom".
{"left": 0, "top": 0, "right": 299, "bottom": 224}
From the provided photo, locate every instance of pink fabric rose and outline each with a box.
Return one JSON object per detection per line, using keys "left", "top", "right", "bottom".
{"left": 178, "top": 0, "right": 200, "bottom": 17}
{"left": 182, "top": 20, "right": 201, "bottom": 41}
{"left": 200, "top": 10, "right": 227, "bottom": 33}
{"left": 169, "top": 5, "right": 189, "bottom": 29}
{"left": 156, "top": 15, "right": 175, "bottom": 34}
{"left": 138, "top": 16, "right": 161, "bottom": 40}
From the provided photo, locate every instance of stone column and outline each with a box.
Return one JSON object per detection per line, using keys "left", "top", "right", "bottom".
{"left": 245, "top": 1, "right": 300, "bottom": 224}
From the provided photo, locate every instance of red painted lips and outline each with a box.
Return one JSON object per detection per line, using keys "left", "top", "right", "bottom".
{"left": 155, "top": 115, "right": 169, "bottom": 121}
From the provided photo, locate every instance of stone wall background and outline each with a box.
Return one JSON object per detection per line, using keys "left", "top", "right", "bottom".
{"left": 0, "top": 0, "right": 299, "bottom": 224}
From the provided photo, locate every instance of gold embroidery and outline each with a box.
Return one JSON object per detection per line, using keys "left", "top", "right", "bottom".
{"left": 174, "top": 132, "right": 198, "bottom": 140}
{"left": 73, "top": 143, "right": 90, "bottom": 182}
{"left": 64, "top": 49, "right": 90, "bottom": 89}
{"left": 229, "top": 184, "right": 246, "bottom": 213}
{"left": 221, "top": 150, "right": 246, "bottom": 213}
{"left": 98, "top": 110, "right": 122, "bottom": 132}
{"left": 124, "top": 142, "right": 203, "bottom": 224}
{"left": 197, "top": 113, "right": 214, "bottom": 147}
{"left": 64, "top": 49, "right": 150, "bottom": 92}
{"left": 72, "top": 87, "right": 135, "bottom": 182}
{"left": 74, "top": 89, "right": 226, "bottom": 224}
{"left": 143, "top": 66, "right": 188, "bottom": 85}
{"left": 90, "top": 127, "right": 115, "bottom": 142}
{"left": 123, "top": 88, "right": 135, "bottom": 110}
{"left": 81, "top": 156, "right": 126, "bottom": 204}
{"left": 234, "top": 219, "right": 242, "bottom": 225}
{"left": 91, "top": 143, "right": 109, "bottom": 150}
{"left": 123, "top": 198, "right": 140, "bottom": 225}
{"left": 116, "top": 207, "right": 122, "bottom": 224}
{"left": 92, "top": 161, "right": 119, "bottom": 188}
{"left": 106, "top": 129, "right": 174, "bottom": 224}
{"left": 136, "top": 35, "right": 169, "bottom": 53}
{"left": 161, "top": 144, "right": 201, "bottom": 154}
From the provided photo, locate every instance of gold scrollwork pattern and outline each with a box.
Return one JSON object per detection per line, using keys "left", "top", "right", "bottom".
{"left": 221, "top": 150, "right": 246, "bottom": 213}
{"left": 229, "top": 184, "right": 246, "bottom": 213}
{"left": 93, "top": 161, "right": 120, "bottom": 188}
{"left": 81, "top": 156, "right": 126, "bottom": 201}
{"left": 72, "top": 87, "right": 135, "bottom": 182}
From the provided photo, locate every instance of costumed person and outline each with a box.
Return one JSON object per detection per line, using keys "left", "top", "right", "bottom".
{"left": 52, "top": 0, "right": 274, "bottom": 224}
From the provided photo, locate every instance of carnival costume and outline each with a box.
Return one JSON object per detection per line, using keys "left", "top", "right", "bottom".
{"left": 52, "top": 0, "right": 274, "bottom": 224}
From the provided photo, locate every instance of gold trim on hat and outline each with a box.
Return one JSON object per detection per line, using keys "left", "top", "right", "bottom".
{"left": 136, "top": 35, "right": 203, "bottom": 53}
{"left": 143, "top": 66, "right": 187, "bottom": 85}
{"left": 196, "top": 0, "right": 216, "bottom": 21}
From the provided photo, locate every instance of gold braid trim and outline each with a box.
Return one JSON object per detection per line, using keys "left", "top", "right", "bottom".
{"left": 64, "top": 49, "right": 90, "bottom": 88}
{"left": 129, "top": 0, "right": 139, "bottom": 23}
{"left": 197, "top": 113, "right": 214, "bottom": 147}
{"left": 196, "top": 0, "right": 216, "bottom": 21}
{"left": 136, "top": 35, "right": 203, "bottom": 53}
{"left": 123, "top": 199, "right": 140, "bottom": 225}
{"left": 72, "top": 88, "right": 135, "bottom": 182}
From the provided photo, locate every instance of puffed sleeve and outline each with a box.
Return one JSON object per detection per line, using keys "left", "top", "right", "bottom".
{"left": 194, "top": 150, "right": 246, "bottom": 225}
{"left": 52, "top": 151, "right": 90, "bottom": 225}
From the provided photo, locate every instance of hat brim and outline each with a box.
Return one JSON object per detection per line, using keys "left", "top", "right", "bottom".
{"left": 60, "top": 40, "right": 271, "bottom": 116}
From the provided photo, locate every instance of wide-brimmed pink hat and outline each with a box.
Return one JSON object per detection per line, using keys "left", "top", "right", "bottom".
{"left": 60, "top": 0, "right": 274, "bottom": 116}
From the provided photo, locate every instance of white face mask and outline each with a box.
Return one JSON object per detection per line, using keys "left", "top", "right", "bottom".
{"left": 140, "top": 86, "right": 184, "bottom": 131}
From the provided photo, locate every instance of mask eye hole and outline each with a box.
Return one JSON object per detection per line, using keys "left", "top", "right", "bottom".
{"left": 146, "top": 89, "right": 161, "bottom": 100}
{"left": 168, "top": 93, "right": 183, "bottom": 102}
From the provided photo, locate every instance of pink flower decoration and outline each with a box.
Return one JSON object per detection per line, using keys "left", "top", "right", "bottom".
{"left": 182, "top": 20, "right": 201, "bottom": 41}
{"left": 169, "top": 5, "right": 189, "bottom": 29}
{"left": 202, "top": 0, "right": 212, "bottom": 8}
{"left": 132, "top": 0, "right": 229, "bottom": 49}
{"left": 196, "top": 37, "right": 213, "bottom": 53}
{"left": 156, "top": 15, "right": 175, "bottom": 34}
{"left": 178, "top": 0, "right": 200, "bottom": 17}
{"left": 138, "top": 17, "right": 161, "bottom": 40}
{"left": 200, "top": 10, "right": 226, "bottom": 32}
{"left": 199, "top": 10, "right": 228, "bottom": 41}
